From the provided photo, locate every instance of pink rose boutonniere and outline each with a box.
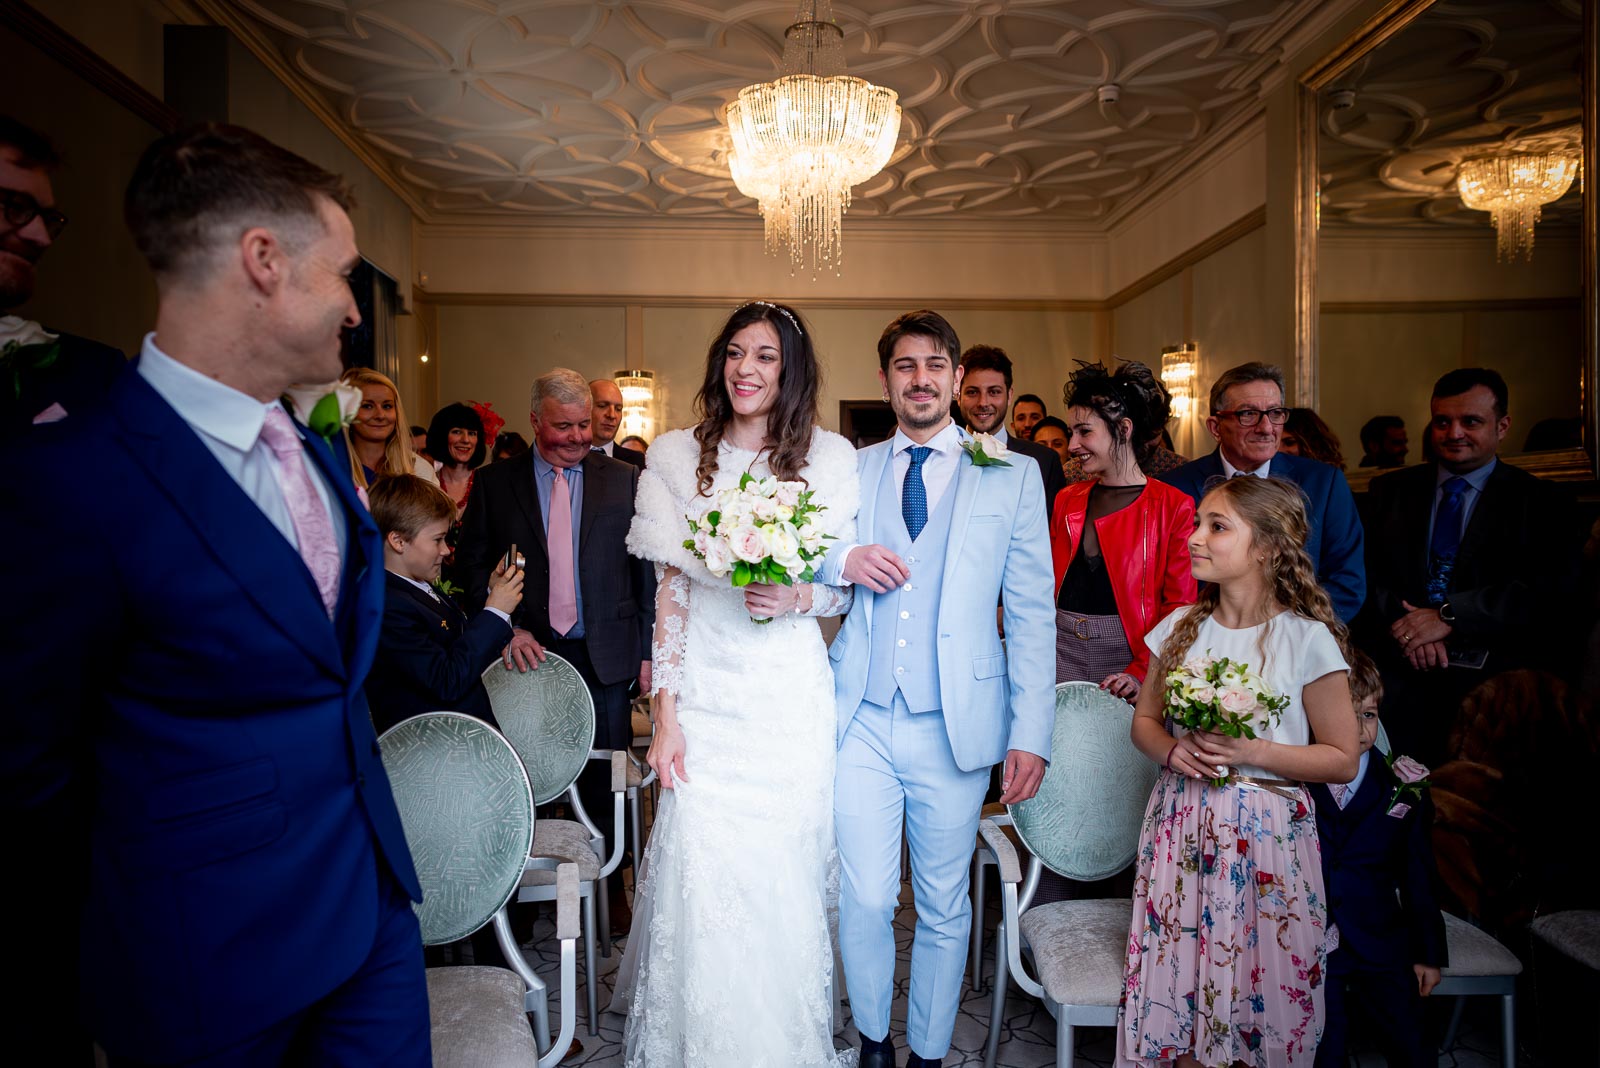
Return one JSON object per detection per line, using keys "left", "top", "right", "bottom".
{"left": 1385, "top": 753, "right": 1431, "bottom": 818}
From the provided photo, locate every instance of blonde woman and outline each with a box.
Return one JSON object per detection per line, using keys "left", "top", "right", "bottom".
{"left": 340, "top": 368, "right": 437, "bottom": 488}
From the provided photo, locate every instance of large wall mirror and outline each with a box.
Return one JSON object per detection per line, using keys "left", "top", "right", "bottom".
{"left": 1297, "top": 0, "right": 1596, "bottom": 487}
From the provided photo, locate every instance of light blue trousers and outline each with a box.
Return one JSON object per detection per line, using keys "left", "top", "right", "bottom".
{"left": 835, "top": 693, "right": 990, "bottom": 1058}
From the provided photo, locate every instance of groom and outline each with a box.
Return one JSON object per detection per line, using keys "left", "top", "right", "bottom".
{"left": 823, "top": 310, "right": 1055, "bottom": 1068}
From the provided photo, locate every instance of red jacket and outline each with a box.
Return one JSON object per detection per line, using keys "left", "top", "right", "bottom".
{"left": 1050, "top": 479, "right": 1197, "bottom": 681}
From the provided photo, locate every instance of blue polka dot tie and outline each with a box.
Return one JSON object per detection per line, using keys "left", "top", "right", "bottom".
{"left": 902, "top": 446, "right": 932, "bottom": 541}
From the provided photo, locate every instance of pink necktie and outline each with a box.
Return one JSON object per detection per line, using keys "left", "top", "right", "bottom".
{"left": 548, "top": 465, "right": 578, "bottom": 635}
{"left": 260, "top": 406, "right": 341, "bottom": 617}
{"left": 1329, "top": 783, "right": 1349, "bottom": 808}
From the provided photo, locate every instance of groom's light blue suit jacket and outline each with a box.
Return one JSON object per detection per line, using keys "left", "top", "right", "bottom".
{"left": 825, "top": 431, "right": 1056, "bottom": 771}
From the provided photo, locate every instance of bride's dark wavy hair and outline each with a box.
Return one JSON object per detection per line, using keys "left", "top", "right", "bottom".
{"left": 692, "top": 300, "right": 820, "bottom": 495}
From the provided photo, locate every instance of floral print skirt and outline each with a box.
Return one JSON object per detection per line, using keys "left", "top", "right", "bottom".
{"left": 1116, "top": 770, "right": 1331, "bottom": 1067}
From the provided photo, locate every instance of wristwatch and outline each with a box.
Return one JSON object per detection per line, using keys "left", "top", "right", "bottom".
{"left": 1438, "top": 601, "right": 1456, "bottom": 624}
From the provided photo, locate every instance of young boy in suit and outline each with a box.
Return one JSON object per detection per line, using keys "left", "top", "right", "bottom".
{"left": 1311, "top": 650, "right": 1448, "bottom": 1067}
{"left": 367, "top": 475, "right": 522, "bottom": 734}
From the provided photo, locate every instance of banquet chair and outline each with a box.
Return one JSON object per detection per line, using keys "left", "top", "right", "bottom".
{"left": 980, "top": 682, "right": 1157, "bottom": 1068}
{"left": 1434, "top": 913, "right": 1523, "bottom": 1068}
{"left": 378, "top": 711, "right": 580, "bottom": 1067}
{"left": 969, "top": 802, "right": 1025, "bottom": 992}
{"left": 484, "top": 655, "right": 627, "bottom": 1036}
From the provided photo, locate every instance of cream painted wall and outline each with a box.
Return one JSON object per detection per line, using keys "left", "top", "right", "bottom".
{"left": 417, "top": 222, "right": 1106, "bottom": 304}
{"left": 1319, "top": 234, "right": 1581, "bottom": 302}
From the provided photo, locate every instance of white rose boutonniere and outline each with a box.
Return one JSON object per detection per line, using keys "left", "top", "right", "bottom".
{"left": 960, "top": 431, "right": 1013, "bottom": 467}
{"left": 283, "top": 381, "right": 363, "bottom": 442}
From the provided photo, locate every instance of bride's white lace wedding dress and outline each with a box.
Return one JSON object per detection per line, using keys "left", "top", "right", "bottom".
{"left": 614, "top": 427, "right": 860, "bottom": 1067}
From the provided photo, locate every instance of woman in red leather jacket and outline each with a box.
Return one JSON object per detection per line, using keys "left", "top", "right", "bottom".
{"left": 1052, "top": 362, "right": 1197, "bottom": 701}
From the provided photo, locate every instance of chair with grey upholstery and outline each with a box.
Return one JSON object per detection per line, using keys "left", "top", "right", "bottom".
{"left": 379, "top": 711, "right": 580, "bottom": 1067}
{"left": 980, "top": 682, "right": 1157, "bottom": 1068}
{"left": 1435, "top": 913, "right": 1523, "bottom": 1068}
{"left": 484, "top": 654, "right": 627, "bottom": 1036}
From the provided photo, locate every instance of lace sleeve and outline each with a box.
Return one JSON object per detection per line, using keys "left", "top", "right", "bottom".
{"left": 801, "top": 582, "right": 852, "bottom": 618}
{"left": 651, "top": 564, "right": 691, "bottom": 697}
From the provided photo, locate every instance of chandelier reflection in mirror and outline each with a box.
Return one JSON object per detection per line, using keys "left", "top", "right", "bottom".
{"left": 726, "top": 0, "right": 901, "bottom": 275}
{"left": 1456, "top": 150, "right": 1582, "bottom": 261}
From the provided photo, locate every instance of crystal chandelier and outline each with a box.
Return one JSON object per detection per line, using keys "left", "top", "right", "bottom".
{"left": 726, "top": 0, "right": 901, "bottom": 275}
{"left": 1456, "top": 150, "right": 1582, "bottom": 261}
{"left": 1160, "top": 343, "right": 1198, "bottom": 419}
{"left": 613, "top": 369, "right": 657, "bottom": 439}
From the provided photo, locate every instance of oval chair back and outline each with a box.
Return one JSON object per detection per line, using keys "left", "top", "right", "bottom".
{"left": 1009, "top": 681, "right": 1158, "bottom": 881}
{"left": 482, "top": 653, "right": 596, "bottom": 805}
{"left": 379, "top": 711, "right": 536, "bottom": 946}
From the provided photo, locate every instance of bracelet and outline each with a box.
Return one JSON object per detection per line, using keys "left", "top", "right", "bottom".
{"left": 1164, "top": 743, "right": 1178, "bottom": 771}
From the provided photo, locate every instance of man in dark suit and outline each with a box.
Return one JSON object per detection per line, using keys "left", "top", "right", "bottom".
{"left": 458, "top": 367, "right": 654, "bottom": 921}
{"left": 1309, "top": 653, "right": 1446, "bottom": 1068}
{"left": 1157, "top": 361, "right": 1365, "bottom": 621}
{"left": 590, "top": 376, "right": 646, "bottom": 467}
{"left": 1360, "top": 367, "right": 1580, "bottom": 762}
{"left": 4, "top": 125, "right": 427, "bottom": 1064}
{"left": 956, "top": 344, "right": 1067, "bottom": 512}
{"left": 0, "top": 116, "right": 124, "bottom": 440}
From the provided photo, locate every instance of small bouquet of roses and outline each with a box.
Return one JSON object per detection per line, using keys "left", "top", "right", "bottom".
{"left": 683, "top": 473, "right": 832, "bottom": 622}
{"left": 1384, "top": 753, "right": 1430, "bottom": 818}
{"left": 1164, "top": 654, "right": 1290, "bottom": 786}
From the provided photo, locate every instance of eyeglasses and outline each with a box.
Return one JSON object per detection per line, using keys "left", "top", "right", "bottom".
{"left": 1214, "top": 406, "right": 1290, "bottom": 427}
{"left": 0, "top": 189, "right": 68, "bottom": 240}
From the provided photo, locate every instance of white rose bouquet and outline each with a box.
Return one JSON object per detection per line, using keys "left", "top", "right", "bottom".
{"left": 683, "top": 473, "right": 833, "bottom": 622}
{"left": 1163, "top": 653, "right": 1290, "bottom": 786}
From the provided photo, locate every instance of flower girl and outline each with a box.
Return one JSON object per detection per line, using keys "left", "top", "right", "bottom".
{"left": 1118, "top": 476, "right": 1360, "bottom": 1067}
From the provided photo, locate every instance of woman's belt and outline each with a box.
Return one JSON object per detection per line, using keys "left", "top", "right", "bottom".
{"left": 1229, "top": 774, "right": 1304, "bottom": 802}
{"left": 1054, "top": 611, "right": 1124, "bottom": 641}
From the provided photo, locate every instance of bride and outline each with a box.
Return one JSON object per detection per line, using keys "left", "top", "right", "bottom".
{"left": 616, "top": 300, "right": 860, "bottom": 1065}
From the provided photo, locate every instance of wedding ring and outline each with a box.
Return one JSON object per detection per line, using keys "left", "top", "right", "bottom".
{"left": 1401, "top": 633, "right": 1412, "bottom": 643}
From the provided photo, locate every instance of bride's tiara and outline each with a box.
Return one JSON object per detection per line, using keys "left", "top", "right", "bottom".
{"left": 741, "top": 300, "right": 802, "bottom": 336}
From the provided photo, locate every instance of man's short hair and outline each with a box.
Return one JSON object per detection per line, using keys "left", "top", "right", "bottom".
{"left": 1013, "top": 393, "right": 1046, "bottom": 415}
{"left": 1433, "top": 367, "right": 1509, "bottom": 417}
{"left": 368, "top": 474, "right": 455, "bottom": 541}
{"left": 1032, "top": 414, "right": 1069, "bottom": 441}
{"left": 1346, "top": 647, "right": 1383, "bottom": 708}
{"left": 1208, "top": 362, "right": 1285, "bottom": 414}
{"left": 531, "top": 368, "right": 590, "bottom": 412}
{"left": 0, "top": 116, "right": 60, "bottom": 170}
{"left": 959, "top": 345, "right": 1013, "bottom": 388}
{"left": 877, "top": 310, "right": 960, "bottom": 371}
{"left": 124, "top": 123, "right": 353, "bottom": 282}
{"left": 409, "top": 424, "right": 426, "bottom": 437}
{"left": 1359, "top": 415, "right": 1404, "bottom": 451}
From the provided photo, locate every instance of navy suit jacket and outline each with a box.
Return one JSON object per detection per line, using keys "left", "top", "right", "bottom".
{"left": 3, "top": 368, "right": 421, "bottom": 1062}
{"left": 1310, "top": 760, "right": 1447, "bottom": 971}
{"left": 0, "top": 330, "right": 125, "bottom": 441}
{"left": 1157, "top": 448, "right": 1366, "bottom": 620}
{"left": 366, "top": 571, "right": 511, "bottom": 734}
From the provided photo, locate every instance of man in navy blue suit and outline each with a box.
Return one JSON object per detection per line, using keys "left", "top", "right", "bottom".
{"left": 1157, "top": 362, "right": 1365, "bottom": 620}
{"left": 4, "top": 125, "right": 429, "bottom": 1065}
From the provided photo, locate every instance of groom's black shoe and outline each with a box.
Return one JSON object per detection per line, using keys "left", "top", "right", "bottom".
{"left": 907, "top": 1055, "right": 942, "bottom": 1068}
{"left": 859, "top": 1033, "right": 894, "bottom": 1068}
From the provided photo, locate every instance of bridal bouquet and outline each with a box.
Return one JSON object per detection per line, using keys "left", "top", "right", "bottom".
{"left": 1164, "top": 654, "right": 1290, "bottom": 786}
{"left": 683, "top": 473, "right": 832, "bottom": 620}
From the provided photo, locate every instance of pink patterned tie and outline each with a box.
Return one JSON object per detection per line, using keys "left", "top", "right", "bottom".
{"left": 548, "top": 465, "right": 578, "bottom": 635}
{"left": 1329, "top": 783, "right": 1349, "bottom": 809}
{"left": 260, "top": 405, "right": 341, "bottom": 617}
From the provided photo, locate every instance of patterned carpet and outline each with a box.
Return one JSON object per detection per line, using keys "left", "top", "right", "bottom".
{"left": 501, "top": 871, "right": 1525, "bottom": 1068}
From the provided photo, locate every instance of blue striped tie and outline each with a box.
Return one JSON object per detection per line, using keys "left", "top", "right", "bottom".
{"left": 902, "top": 446, "right": 932, "bottom": 541}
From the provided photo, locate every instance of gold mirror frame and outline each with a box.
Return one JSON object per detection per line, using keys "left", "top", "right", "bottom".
{"left": 1295, "top": 0, "right": 1599, "bottom": 488}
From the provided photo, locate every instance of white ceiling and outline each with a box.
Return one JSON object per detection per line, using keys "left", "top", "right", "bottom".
{"left": 1318, "top": 0, "right": 1583, "bottom": 232}
{"left": 209, "top": 0, "right": 1328, "bottom": 224}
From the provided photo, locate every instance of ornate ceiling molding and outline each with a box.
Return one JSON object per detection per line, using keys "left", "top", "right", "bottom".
{"left": 198, "top": 0, "right": 1332, "bottom": 227}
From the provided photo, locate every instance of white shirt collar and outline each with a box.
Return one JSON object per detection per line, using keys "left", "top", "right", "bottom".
{"left": 388, "top": 569, "right": 439, "bottom": 599}
{"left": 1219, "top": 451, "right": 1272, "bottom": 479}
{"left": 892, "top": 420, "right": 963, "bottom": 457}
{"left": 593, "top": 440, "right": 614, "bottom": 456}
{"left": 137, "top": 333, "right": 276, "bottom": 453}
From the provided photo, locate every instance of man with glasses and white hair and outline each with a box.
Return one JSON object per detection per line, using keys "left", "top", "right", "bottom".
{"left": 0, "top": 115, "right": 124, "bottom": 438}
{"left": 1157, "top": 361, "right": 1366, "bottom": 620}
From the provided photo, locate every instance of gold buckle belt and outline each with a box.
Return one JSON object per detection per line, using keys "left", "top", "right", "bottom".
{"left": 1230, "top": 775, "right": 1303, "bottom": 802}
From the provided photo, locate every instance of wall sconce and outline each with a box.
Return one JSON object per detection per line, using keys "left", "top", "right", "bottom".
{"left": 1160, "top": 343, "right": 1199, "bottom": 418}
{"left": 613, "top": 368, "right": 657, "bottom": 439}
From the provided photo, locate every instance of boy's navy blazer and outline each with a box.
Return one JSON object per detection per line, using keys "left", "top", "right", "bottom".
{"left": 4, "top": 367, "right": 420, "bottom": 1062}
{"left": 367, "top": 571, "right": 511, "bottom": 733}
{"left": 1309, "top": 758, "right": 1448, "bottom": 971}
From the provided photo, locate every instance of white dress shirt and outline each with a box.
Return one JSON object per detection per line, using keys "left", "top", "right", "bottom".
{"left": 390, "top": 568, "right": 510, "bottom": 624}
{"left": 137, "top": 333, "right": 346, "bottom": 559}
{"left": 1220, "top": 452, "right": 1272, "bottom": 479}
{"left": 593, "top": 440, "right": 616, "bottom": 457}
{"left": 825, "top": 420, "right": 964, "bottom": 586}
